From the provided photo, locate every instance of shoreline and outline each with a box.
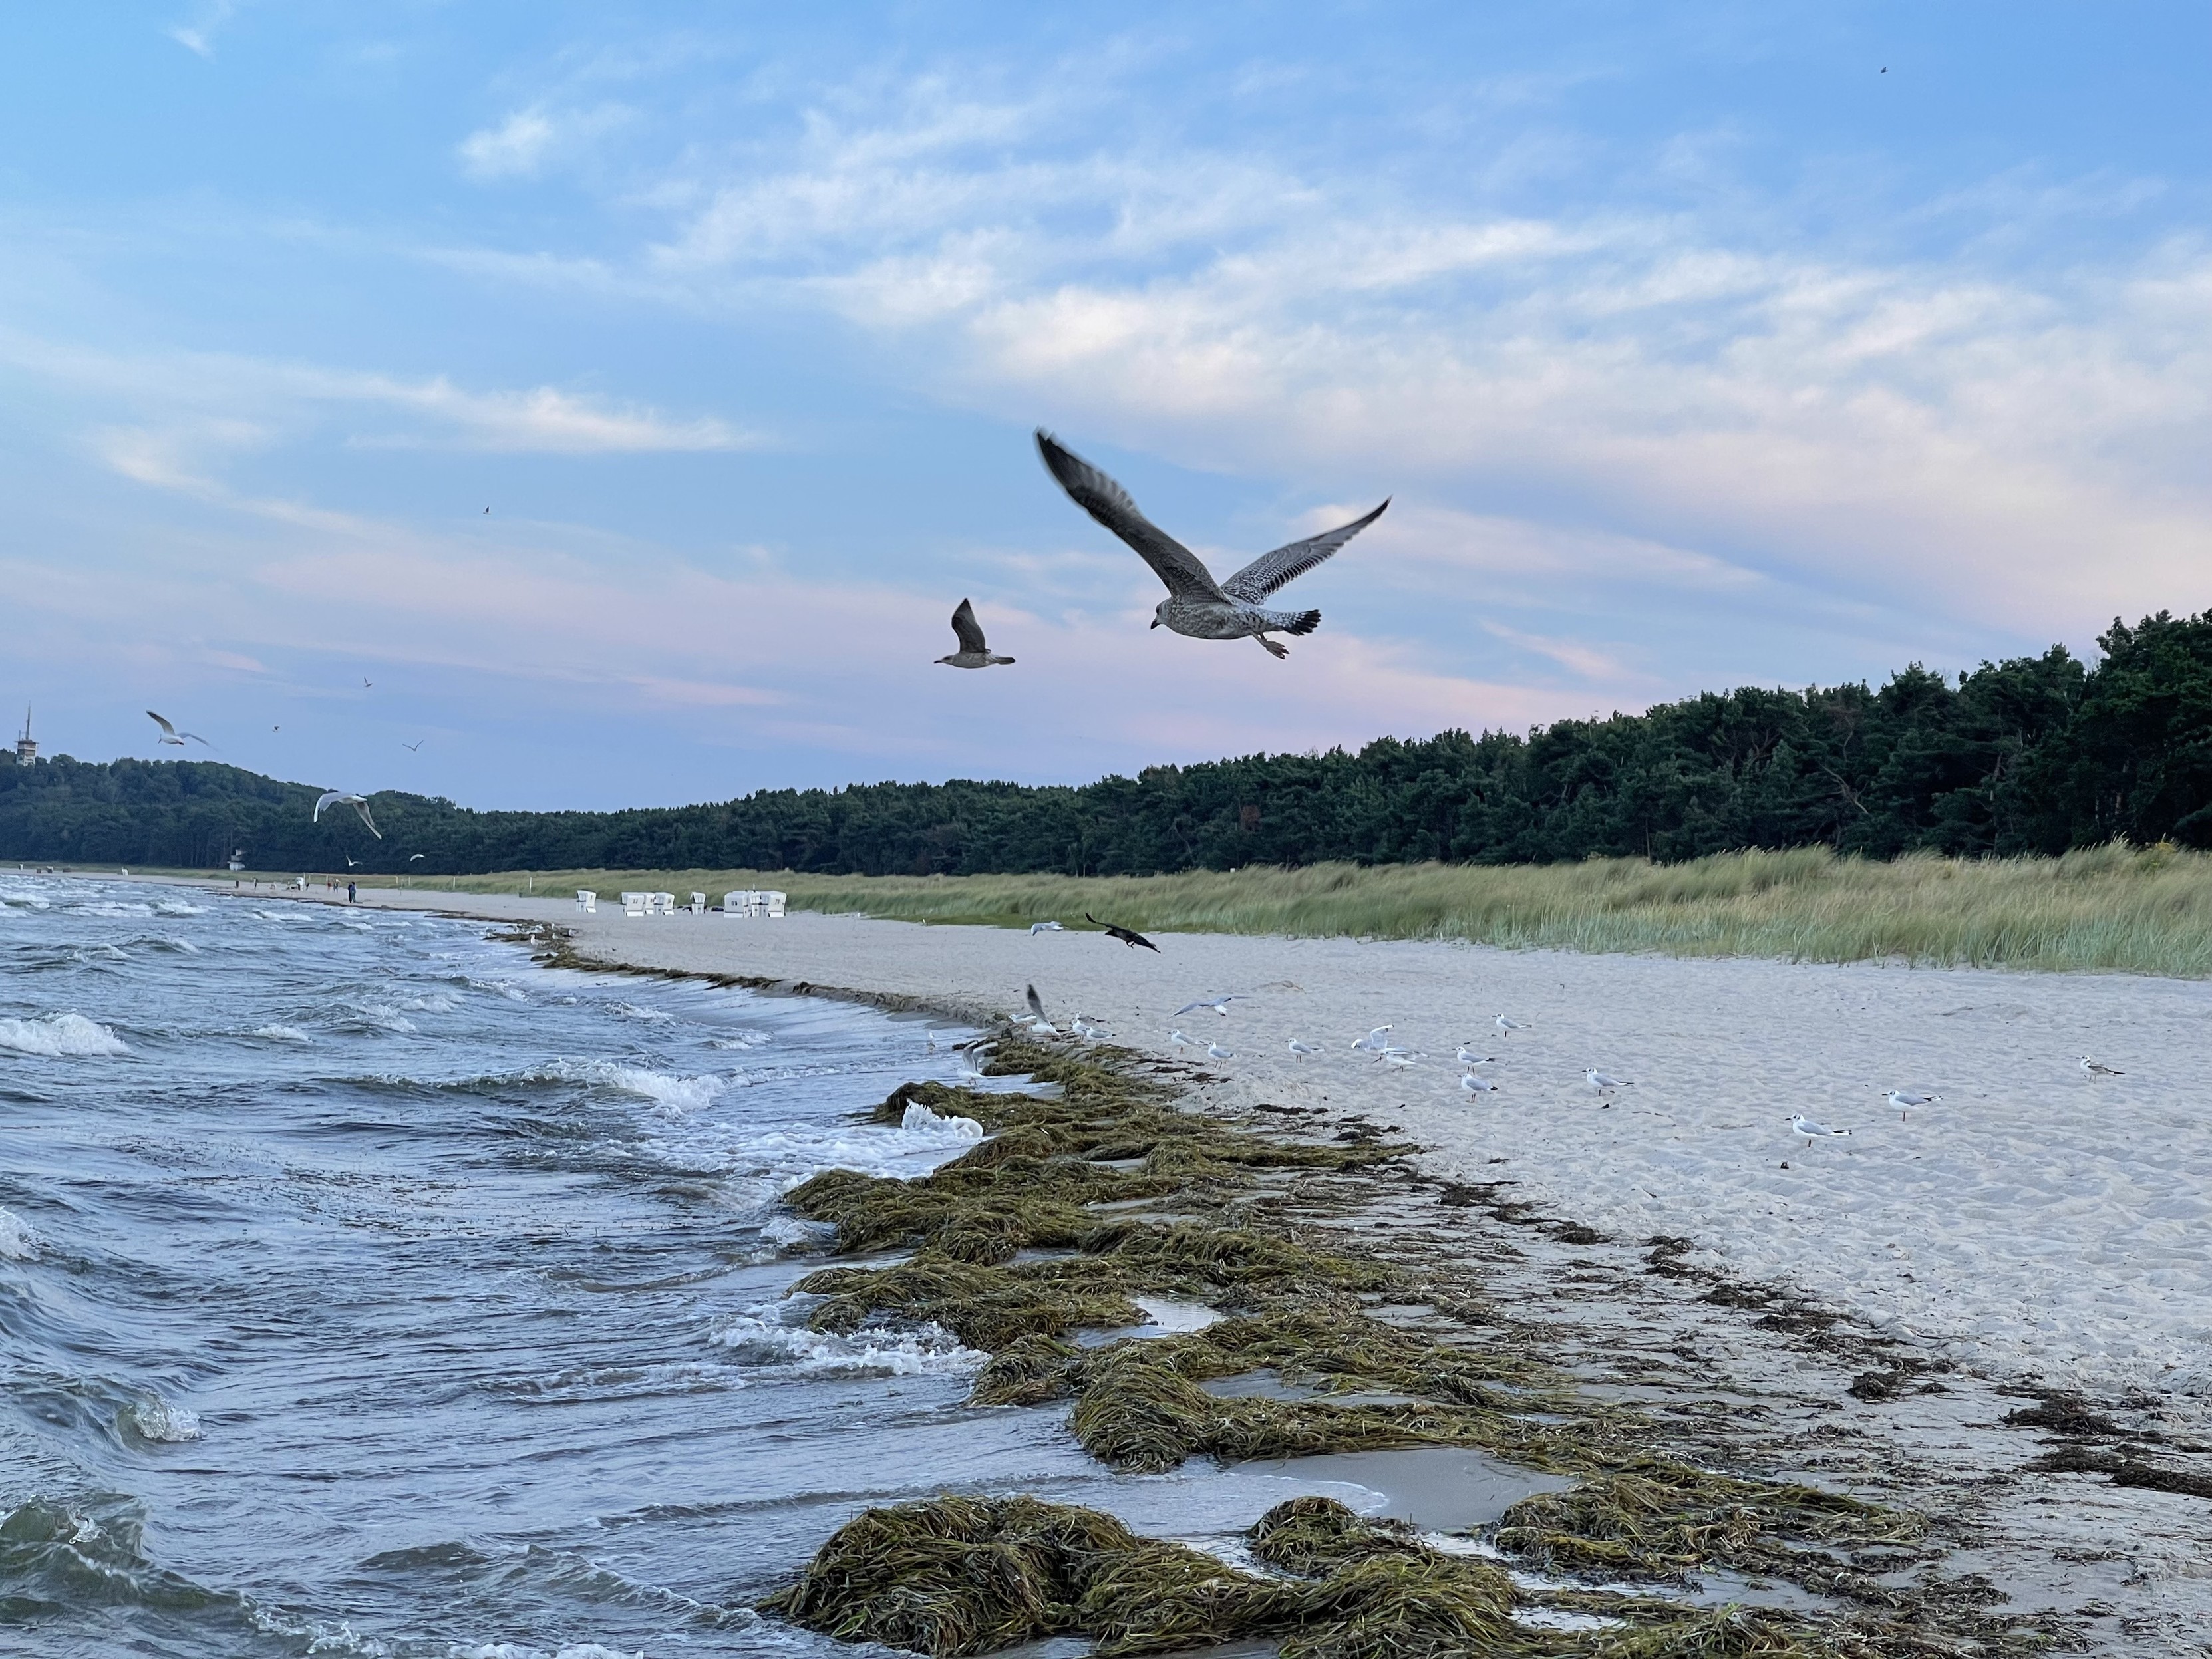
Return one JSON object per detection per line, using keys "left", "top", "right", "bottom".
{"left": 79, "top": 873, "right": 2212, "bottom": 1648}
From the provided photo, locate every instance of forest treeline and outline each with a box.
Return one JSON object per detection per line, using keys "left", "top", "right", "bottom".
{"left": 5, "top": 610, "right": 2208, "bottom": 877}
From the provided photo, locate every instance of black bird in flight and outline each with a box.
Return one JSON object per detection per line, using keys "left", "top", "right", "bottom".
{"left": 1086, "top": 912, "right": 1160, "bottom": 952}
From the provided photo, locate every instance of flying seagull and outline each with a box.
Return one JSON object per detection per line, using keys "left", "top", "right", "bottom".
{"left": 402, "top": 740, "right": 424, "bottom": 752}
{"left": 935, "top": 599, "right": 1015, "bottom": 669}
{"left": 362, "top": 678, "right": 373, "bottom": 689}
{"left": 1022, "top": 983, "right": 1060, "bottom": 1035}
{"left": 1028, "top": 919, "right": 1064, "bottom": 935}
{"left": 146, "top": 710, "right": 212, "bottom": 748}
{"left": 1036, "top": 430, "right": 1387, "bottom": 659}
{"left": 1176, "top": 994, "right": 1244, "bottom": 1017}
{"left": 1088, "top": 913, "right": 1160, "bottom": 952}
{"left": 408, "top": 853, "right": 425, "bottom": 862}
{"left": 313, "top": 790, "right": 383, "bottom": 839}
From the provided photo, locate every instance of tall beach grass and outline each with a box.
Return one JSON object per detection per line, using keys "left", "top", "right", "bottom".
{"left": 393, "top": 843, "right": 2212, "bottom": 978}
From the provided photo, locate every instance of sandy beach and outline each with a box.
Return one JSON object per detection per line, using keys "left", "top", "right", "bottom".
{"left": 175, "top": 877, "right": 2212, "bottom": 1650}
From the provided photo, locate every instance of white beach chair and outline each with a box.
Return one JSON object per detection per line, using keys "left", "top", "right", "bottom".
{"left": 621, "top": 890, "right": 649, "bottom": 917}
{"left": 650, "top": 891, "right": 675, "bottom": 917}
{"left": 723, "top": 889, "right": 750, "bottom": 917}
{"left": 689, "top": 892, "right": 707, "bottom": 915}
{"left": 577, "top": 889, "right": 597, "bottom": 914}
{"left": 763, "top": 890, "right": 786, "bottom": 918}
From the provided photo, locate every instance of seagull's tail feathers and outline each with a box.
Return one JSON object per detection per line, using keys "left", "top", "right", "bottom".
{"left": 1278, "top": 609, "right": 1320, "bottom": 637}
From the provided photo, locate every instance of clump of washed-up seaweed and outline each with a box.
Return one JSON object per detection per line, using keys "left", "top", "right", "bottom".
{"left": 758, "top": 1034, "right": 1959, "bottom": 1652}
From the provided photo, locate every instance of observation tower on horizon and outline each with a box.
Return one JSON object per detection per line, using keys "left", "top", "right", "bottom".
{"left": 14, "top": 703, "right": 33, "bottom": 764}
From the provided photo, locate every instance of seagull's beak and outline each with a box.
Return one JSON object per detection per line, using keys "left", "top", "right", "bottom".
{"left": 1149, "top": 617, "right": 1160, "bottom": 629}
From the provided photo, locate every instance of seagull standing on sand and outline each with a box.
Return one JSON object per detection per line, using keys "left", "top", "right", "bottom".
{"left": 146, "top": 711, "right": 213, "bottom": 748}
{"left": 1288, "top": 1039, "right": 1323, "bottom": 1058}
{"left": 2079, "top": 1056, "right": 2125, "bottom": 1078}
{"left": 1455, "top": 1046, "right": 1498, "bottom": 1068}
{"left": 1206, "top": 1041, "right": 1235, "bottom": 1062}
{"left": 1787, "top": 1114, "right": 1851, "bottom": 1145}
{"left": 1169, "top": 1030, "right": 1195, "bottom": 1048}
{"left": 1382, "top": 1050, "right": 1416, "bottom": 1068}
{"left": 1586, "top": 1069, "right": 1630, "bottom": 1092}
{"left": 1036, "top": 430, "right": 1388, "bottom": 659}
{"left": 935, "top": 599, "right": 1015, "bottom": 669}
{"left": 313, "top": 791, "right": 382, "bottom": 839}
{"left": 1176, "top": 995, "right": 1245, "bottom": 1018}
{"left": 1460, "top": 1074, "right": 1499, "bottom": 1096}
{"left": 1495, "top": 1015, "right": 1531, "bottom": 1034}
{"left": 1028, "top": 919, "right": 1064, "bottom": 935}
{"left": 1885, "top": 1090, "right": 1941, "bottom": 1120}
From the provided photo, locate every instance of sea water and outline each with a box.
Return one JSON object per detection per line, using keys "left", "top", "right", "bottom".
{"left": 0, "top": 877, "right": 1550, "bottom": 1658}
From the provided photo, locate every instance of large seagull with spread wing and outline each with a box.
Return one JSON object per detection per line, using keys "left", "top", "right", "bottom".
{"left": 1036, "top": 430, "right": 1387, "bottom": 659}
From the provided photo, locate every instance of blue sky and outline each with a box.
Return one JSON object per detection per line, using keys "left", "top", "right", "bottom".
{"left": 3, "top": 3, "right": 2205, "bottom": 810}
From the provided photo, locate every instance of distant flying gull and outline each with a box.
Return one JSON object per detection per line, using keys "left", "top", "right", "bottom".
{"left": 408, "top": 853, "right": 425, "bottom": 861}
{"left": 1460, "top": 1074, "right": 1499, "bottom": 1095}
{"left": 402, "top": 740, "right": 424, "bottom": 752}
{"left": 1787, "top": 1113, "right": 1851, "bottom": 1145}
{"left": 362, "top": 678, "right": 373, "bottom": 689}
{"left": 1206, "top": 1042, "right": 1235, "bottom": 1062}
{"left": 1176, "top": 994, "right": 1245, "bottom": 1017}
{"left": 1585, "top": 1069, "right": 1631, "bottom": 1092}
{"left": 1494, "top": 1015, "right": 1531, "bottom": 1033}
{"left": 1455, "top": 1046, "right": 1497, "bottom": 1067}
{"left": 313, "top": 791, "right": 382, "bottom": 839}
{"left": 344, "top": 855, "right": 359, "bottom": 869}
{"left": 1036, "top": 430, "right": 1388, "bottom": 659}
{"left": 2079, "top": 1055, "right": 2125, "bottom": 1078}
{"left": 1288, "top": 1039, "right": 1323, "bottom": 1058}
{"left": 1088, "top": 913, "right": 1160, "bottom": 951}
{"left": 146, "top": 710, "right": 212, "bottom": 748}
{"left": 1028, "top": 919, "right": 1064, "bottom": 935}
{"left": 1886, "top": 1090, "right": 1940, "bottom": 1120}
{"left": 935, "top": 598, "right": 1015, "bottom": 669}
{"left": 1352, "top": 1024, "right": 1392, "bottom": 1053}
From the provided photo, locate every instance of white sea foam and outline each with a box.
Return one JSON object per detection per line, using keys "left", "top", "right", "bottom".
{"left": 124, "top": 1394, "right": 202, "bottom": 1442}
{"left": 759, "top": 1214, "right": 835, "bottom": 1249}
{"left": 154, "top": 898, "right": 206, "bottom": 916}
{"left": 0, "top": 1207, "right": 37, "bottom": 1261}
{"left": 609, "top": 1000, "right": 673, "bottom": 1023}
{"left": 709, "top": 1300, "right": 983, "bottom": 1378}
{"left": 337, "top": 1002, "right": 419, "bottom": 1034}
{"left": 75, "top": 901, "right": 154, "bottom": 918}
{"left": 900, "top": 1102, "right": 986, "bottom": 1141}
{"left": 0, "top": 1012, "right": 129, "bottom": 1057}
{"left": 399, "top": 990, "right": 462, "bottom": 1014}
{"left": 555, "top": 1060, "right": 726, "bottom": 1114}
{"left": 708, "top": 1031, "right": 770, "bottom": 1050}
{"left": 253, "top": 1024, "right": 311, "bottom": 1044}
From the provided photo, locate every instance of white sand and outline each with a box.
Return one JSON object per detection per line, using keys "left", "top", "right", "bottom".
{"left": 276, "top": 887, "right": 2212, "bottom": 1414}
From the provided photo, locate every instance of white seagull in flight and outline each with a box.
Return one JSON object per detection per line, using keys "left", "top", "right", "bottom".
{"left": 313, "top": 791, "right": 382, "bottom": 839}
{"left": 146, "top": 710, "right": 212, "bottom": 748}
{"left": 1036, "top": 430, "right": 1388, "bottom": 659}
{"left": 1176, "top": 995, "right": 1245, "bottom": 1018}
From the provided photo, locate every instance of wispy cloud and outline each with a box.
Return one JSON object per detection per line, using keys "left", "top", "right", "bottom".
{"left": 166, "top": 1, "right": 236, "bottom": 59}
{"left": 458, "top": 104, "right": 631, "bottom": 182}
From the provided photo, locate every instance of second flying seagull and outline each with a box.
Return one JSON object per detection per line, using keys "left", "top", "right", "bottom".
{"left": 1036, "top": 430, "right": 1387, "bottom": 659}
{"left": 936, "top": 598, "right": 1015, "bottom": 669}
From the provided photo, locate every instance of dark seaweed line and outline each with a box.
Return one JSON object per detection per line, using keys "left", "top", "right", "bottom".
{"left": 517, "top": 929, "right": 2040, "bottom": 1658}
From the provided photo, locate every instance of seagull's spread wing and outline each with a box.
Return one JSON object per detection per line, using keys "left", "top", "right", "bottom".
{"left": 351, "top": 799, "right": 383, "bottom": 839}
{"left": 1036, "top": 431, "right": 1223, "bottom": 601}
{"left": 1221, "top": 500, "right": 1388, "bottom": 603}
{"left": 180, "top": 731, "right": 212, "bottom": 748}
{"left": 147, "top": 710, "right": 178, "bottom": 738}
{"left": 1025, "top": 983, "right": 1046, "bottom": 1021}
{"left": 313, "top": 790, "right": 342, "bottom": 822}
{"left": 949, "top": 598, "right": 989, "bottom": 654}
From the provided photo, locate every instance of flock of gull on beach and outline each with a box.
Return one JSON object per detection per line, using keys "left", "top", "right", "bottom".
{"left": 963, "top": 927, "right": 2134, "bottom": 1153}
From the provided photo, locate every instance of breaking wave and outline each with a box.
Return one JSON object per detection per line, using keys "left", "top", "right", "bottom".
{"left": 0, "top": 1011, "right": 129, "bottom": 1057}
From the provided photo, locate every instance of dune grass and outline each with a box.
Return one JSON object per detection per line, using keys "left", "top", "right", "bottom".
{"left": 392, "top": 842, "right": 2212, "bottom": 977}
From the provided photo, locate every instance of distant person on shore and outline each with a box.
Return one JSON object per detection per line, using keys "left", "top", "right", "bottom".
{"left": 347, "top": 880, "right": 357, "bottom": 905}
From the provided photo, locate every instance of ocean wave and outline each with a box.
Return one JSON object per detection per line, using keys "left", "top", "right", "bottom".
{"left": 335, "top": 1001, "right": 420, "bottom": 1034}
{"left": 561, "top": 1060, "right": 724, "bottom": 1113}
{"left": 72, "top": 901, "right": 154, "bottom": 918}
{"left": 707, "top": 1031, "right": 770, "bottom": 1050}
{"left": 0, "top": 886, "right": 53, "bottom": 910}
{"left": 609, "top": 1000, "right": 673, "bottom": 1023}
{"left": 901, "top": 1102, "right": 985, "bottom": 1140}
{"left": 708, "top": 1299, "right": 982, "bottom": 1378}
{"left": 0, "top": 1205, "right": 37, "bottom": 1260}
{"left": 398, "top": 989, "right": 462, "bottom": 1014}
{"left": 0, "top": 1012, "right": 130, "bottom": 1057}
{"left": 121, "top": 1394, "right": 202, "bottom": 1443}
{"left": 153, "top": 898, "right": 206, "bottom": 915}
{"left": 478, "top": 1359, "right": 745, "bottom": 1404}
{"left": 252, "top": 1024, "right": 312, "bottom": 1043}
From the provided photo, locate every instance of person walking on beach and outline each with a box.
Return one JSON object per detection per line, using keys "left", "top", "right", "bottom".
{"left": 347, "top": 880, "right": 357, "bottom": 905}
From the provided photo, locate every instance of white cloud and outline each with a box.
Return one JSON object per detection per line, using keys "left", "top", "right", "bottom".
{"left": 458, "top": 104, "right": 631, "bottom": 182}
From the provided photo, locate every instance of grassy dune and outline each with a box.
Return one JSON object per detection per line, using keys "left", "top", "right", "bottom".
{"left": 396, "top": 843, "right": 2212, "bottom": 978}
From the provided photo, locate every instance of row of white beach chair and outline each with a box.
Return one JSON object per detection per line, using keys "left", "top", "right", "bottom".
{"left": 574, "top": 888, "right": 786, "bottom": 919}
